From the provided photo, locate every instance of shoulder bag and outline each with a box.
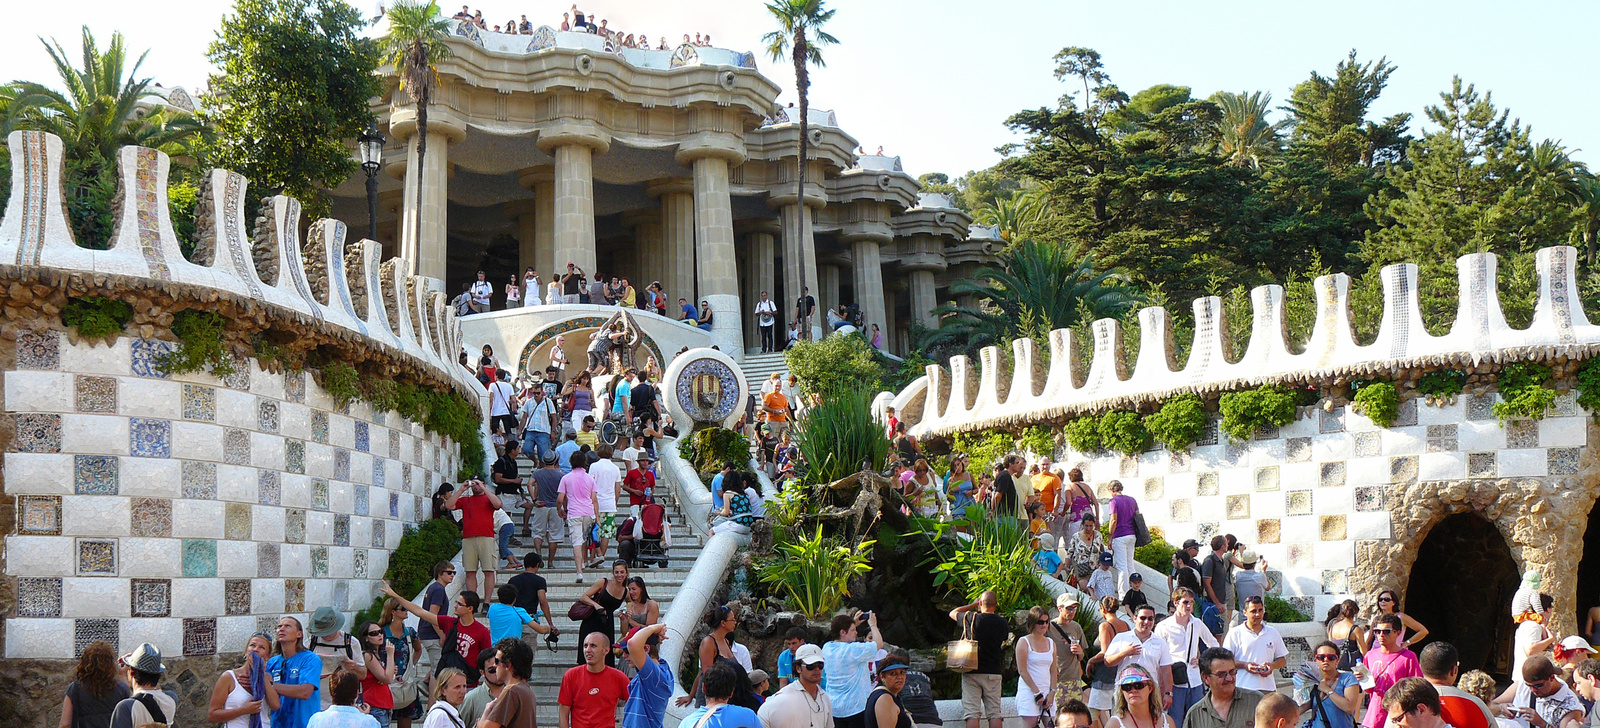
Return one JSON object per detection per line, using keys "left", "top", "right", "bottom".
{"left": 433, "top": 621, "right": 478, "bottom": 684}
{"left": 1132, "top": 505, "right": 1152, "bottom": 547}
{"left": 947, "top": 612, "right": 980, "bottom": 673}
{"left": 568, "top": 578, "right": 604, "bottom": 621}
{"left": 387, "top": 631, "right": 421, "bottom": 709}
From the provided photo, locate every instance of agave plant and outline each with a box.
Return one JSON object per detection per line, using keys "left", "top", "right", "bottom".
{"left": 757, "top": 523, "right": 872, "bottom": 618}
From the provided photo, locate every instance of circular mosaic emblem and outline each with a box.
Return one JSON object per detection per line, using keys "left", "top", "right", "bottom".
{"left": 675, "top": 356, "right": 742, "bottom": 425}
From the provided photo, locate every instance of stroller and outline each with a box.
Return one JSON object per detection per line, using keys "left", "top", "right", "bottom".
{"left": 633, "top": 500, "right": 669, "bottom": 568}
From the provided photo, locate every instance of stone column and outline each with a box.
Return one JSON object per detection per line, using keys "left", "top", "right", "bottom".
{"left": 781, "top": 202, "right": 822, "bottom": 340}
{"left": 516, "top": 167, "right": 556, "bottom": 279}
{"left": 398, "top": 126, "right": 462, "bottom": 290}
{"left": 819, "top": 264, "right": 841, "bottom": 318}
{"left": 846, "top": 234, "right": 889, "bottom": 340}
{"left": 537, "top": 125, "right": 609, "bottom": 281}
{"left": 624, "top": 209, "right": 664, "bottom": 302}
{"left": 883, "top": 280, "right": 902, "bottom": 355}
{"left": 909, "top": 268, "right": 939, "bottom": 329}
{"left": 650, "top": 179, "right": 697, "bottom": 311}
{"left": 738, "top": 236, "right": 759, "bottom": 353}
{"left": 688, "top": 154, "right": 744, "bottom": 357}
{"left": 752, "top": 231, "right": 777, "bottom": 306}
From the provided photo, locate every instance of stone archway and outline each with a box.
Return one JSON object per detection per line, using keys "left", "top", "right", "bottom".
{"left": 1403, "top": 512, "right": 1519, "bottom": 677}
{"left": 1575, "top": 501, "right": 1600, "bottom": 633}
{"left": 516, "top": 315, "right": 665, "bottom": 378}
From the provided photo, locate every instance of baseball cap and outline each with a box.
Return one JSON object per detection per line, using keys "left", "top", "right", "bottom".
{"left": 1182, "top": 539, "right": 1201, "bottom": 550}
{"left": 876, "top": 661, "right": 910, "bottom": 675}
{"left": 1559, "top": 636, "right": 1596, "bottom": 653}
{"left": 748, "top": 669, "right": 770, "bottom": 684}
{"left": 1099, "top": 552, "right": 1113, "bottom": 565}
{"left": 1129, "top": 572, "right": 1143, "bottom": 583}
{"left": 1118, "top": 666, "right": 1155, "bottom": 685}
{"left": 794, "top": 643, "right": 824, "bottom": 665}
{"left": 1056, "top": 593, "right": 1079, "bottom": 609}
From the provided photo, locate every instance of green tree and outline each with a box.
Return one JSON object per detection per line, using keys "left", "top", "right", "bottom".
{"left": 764, "top": 0, "right": 839, "bottom": 336}
{"left": 8, "top": 28, "right": 202, "bottom": 248}
{"left": 974, "top": 190, "right": 1048, "bottom": 244}
{"left": 920, "top": 240, "right": 1139, "bottom": 360}
{"left": 1210, "top": 90, "right": 1282, "bottom": 169}
{"left": 783, "top": 333, "right": 882, "bottom": 398}
{"left": 1103, "top": 84, "right": 1191, "bottom": 134}
{"left": 380, "top": 0, "right": 453, "bottom": 265}
{"left": 1284, "top": 50, "right": 1410, "bottom": 169}
{"left": 201, "top": 0, "right": 379, "bottom": 219}
{"left": 1053, "top": 46, "right": 1111, "bottom": 129}
{"left": 917, "top": 172, "right": 959, "bottom": 200}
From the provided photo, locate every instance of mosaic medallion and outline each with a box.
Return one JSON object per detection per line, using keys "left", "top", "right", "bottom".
{"left": 77, "top": 538, "right": 117, "bottom": 576}
{"left": 18, "top": 495, "right": 62, "bottom": 535}
{"left": 75, "top": 375, "right": 117, "bottom": 413}
{"left": 17, "top": 577, "right": 62, "bottom": 617}
{"left": 13, "top": 413, "right": 62, "bottom": 453}
{"left": 182, "top": 461, "right": 217, "bottom": 499}
{"left": 674, "top": 357, "right": 742, "bottom": 425}
{"left": 129, "top": 418, "right": 171, "bottom": 458}
{"left": 183, "top": 384, "right": 216, "bottom": 421}
{"left": 16, "top": 330, "right": 60, "bottom": 369}
{"left": 131, "top": 578, "right": 171, "bottom": 617}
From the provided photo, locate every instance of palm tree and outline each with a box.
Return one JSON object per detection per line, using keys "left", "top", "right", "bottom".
{"left": 763, "top": 0, "right": 838, "bottom": 338}
{"left": 1211, "top": 91, "right": 1282, "bottom": 169}
{"left": 379, "top": 0, "right": 453, "bottom": 277}
{"left": 975, "top": 190, "right": 1047, "bottom": 244}
{"left": 919, "top": 240, "right": 1140, "bottom": 359}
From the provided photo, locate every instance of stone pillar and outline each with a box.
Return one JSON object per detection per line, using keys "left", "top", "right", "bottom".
{"left": 738, "top": 236, "right": 759, "bottom": 353}
{"left": 624, "top": 209, "right": 664, "bottom": 302}
{"left": 398, "top": 126, "right": 460, "bottom": 290}
{"left": 516, "top": 168, "right": 556, "bottom": 280}
{"left": 651, "top": 179, "right": 697, "bottom": 310}
{"left": 552, "top": 144, "right": 596, "bottom": 274}
{"left": 752, "top": 232, "right": 777, "bottom": 306}
{"left": 909, "top": 268, "right": 939, "bottom": 329}
{"left": 883, "top": 280, "right": 902, "bottom": 355}
{"left": 781, "top": 202, "right": 822, "bottom": 341}
{"left": 688, "top": 154, "right": 743, "bottom": 357}
{"left": 847, "top": 235, "right": 889, "bottom": 339}
{"left": 819, "top": 264, "right": 841, "bottom": 318}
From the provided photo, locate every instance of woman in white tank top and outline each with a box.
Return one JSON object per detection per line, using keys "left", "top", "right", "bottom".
{"left": 206, "top": 633, "right": 280, "bottom": 727}
{"left": 1016, "top": 607, "right": 1059, "bottom": 725}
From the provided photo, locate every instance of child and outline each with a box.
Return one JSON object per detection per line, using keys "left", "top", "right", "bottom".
{"left": 1086, "top": 551, "right": 1118, "bottom": 601}
{"left": 748, "top": 669, "right": 770, "bottom": 703}
{"left": 488, "top": 584, "right": 549, "bottom": 645}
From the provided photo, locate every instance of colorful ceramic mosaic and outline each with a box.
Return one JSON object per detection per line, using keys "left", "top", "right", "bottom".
{"left": 182, "top": 460, "right": 217, "bottom": 499}
{"left": 1468, "top": 452, "right": 1498, "bottom": 478}
{"left": 220, "top": 171, "right": 264, "bottom": 299}
{"left": 311, "top": 546, "right": 329, "bottom": 577}
{"left": 13, "top": 131, "right": 50, "bottom": 265}
{"left": 355, "top": 421, "right": 369, "bottom": 452}
{"left": 1506, "top": 420, "right": 1539, "bottom": 449}
{"left": 312, "top": 479, "right": 329, "bottom": 510}
{"left": 182, "top": 539, "right": 217, "bottom": 577}
{"left": 258, "top": 542, "right": 281, "bottom": 578}
{"left": 354, "top": 549, "right": 368, "bottom": 578}
{"left": 1320, "top": 462, "right": 1346, "bottom": 488}
{"left": 18, "top": 495, "right": 62, "bottom": 535}
{"left": 372, "top": 519, "right": 387, "bottom": 548}
{"left": 285, "top": 509, "right": 306, "bottom": 544}
{"left": 77, "top": 538, "right": 117, "bottom": 576}
{"left": 74, "top": 375, "right": 117, "bottom": 413}
{"left": 224, "top": 428, "right": 251, "bottom": 465}
{"left": 131, "top": 578, "right": 171, "bottom": 617}
{"left": 129, "top": 497, "right": 172, "bottom": 538}
{"left": 182, "top": 384, "right": 216, "bottom": 421}
{"left": 334, "top": 449, "right": 350, "bottom": 480}
{"left": 285, "top": 439, "right": 305, "bottom": 474}
{"left": 131, "top": 148, "right": 173, "bottom": 280}
{"left": 17, "top": 577, "right": 62, "bottom": 617}
{"left": 354, "top": 483, "right": 369, "bottom": 516}
{"left": 73, "top": 454, "right": 118, "bottom": 495}
{"left": 284, "top": 579, "right": 305, "bottom": 612}
{"left": 259, "top": 470, "right": 281, "bottom": 506}
{"left": 129, "top": 339, "right": 174, "bottom": 379}
{"left": 183, "top": 617, "right": 217, "bottom": 656}
{"left": 75, "top": 618, "right": 119, "bottom": 656}
{"left": 333, "top": 514, "right": 350, "bottom": 546}
{"left": 518, "top": 315, "right": 664, "bottom": 380}
{"left": 259, "top": 399, "right": 280, "bottom": 433}
{"left": 312, "top": 411, "right": 329, "bottom": 443}
{"left": 285, "top": 369, "right": 305, "bottom": 403}
{"left": 225, "top": 579, "right": 251, "bottom": 615}
{"left": 13, "top": 413, "right": 62, "bottom": 453}
{"left": 16, "top": 329, "right": 60, "bottom": 370}
{"left": 225, "top": 502, "right": 253, "bottom": 540}
{"left": 129, "top": 418, "right": 171, "bottom": 458}
{"left": 1426, "top": 425, "right": 1458, "bottom": 453}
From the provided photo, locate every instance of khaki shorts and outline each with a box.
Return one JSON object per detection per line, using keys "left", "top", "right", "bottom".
{"left": 962, "top": 673, "right": 1003, "bottom": 719}
{"left": 460, "top": 536, "right": 497, "bottom": 571}
{"left": 567, "top": 516, "right": 596, "bottom": 546}
{"left": 530, "top": 506, "right": 563, "bottom": 543}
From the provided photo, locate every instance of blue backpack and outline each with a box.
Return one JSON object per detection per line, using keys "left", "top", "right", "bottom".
{"left": 1199, "top": 598, "right": 1225, "bottom": 635}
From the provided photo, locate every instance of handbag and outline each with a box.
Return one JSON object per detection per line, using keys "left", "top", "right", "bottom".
{"left": 947, "top": 612, "right": 980, "bottom": 673}
{"left": 568, "top": 579, "right": 604, "bottom": 621}
{"left": 388, "top": 635, "right": 420, "bottom": 708}
{"left": 1132, "top": 509, "right": 1152, "bottom": 547}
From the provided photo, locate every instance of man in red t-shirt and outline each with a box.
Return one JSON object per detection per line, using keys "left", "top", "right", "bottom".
{"left": 560, "top": 632, "right": 629, "bottom": 728}
{"left": 1420, "top": 642, "right": 1495, "bottom": 728}
{"left": 445, "top": 476, "right": 503, "bottom": 603}
{"left": 622, "top": 459, "right": 655, "bottom": 519}
{"left": 382, "top": 580, "right": 493, "bottom": 687}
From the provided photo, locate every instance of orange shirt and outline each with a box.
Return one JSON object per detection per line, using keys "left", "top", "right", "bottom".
{"left": 1034, "top": 471, "right": 1063, "bottom": 512}
{"left": 763, "top": 391, "right": 790, "bottom": 422}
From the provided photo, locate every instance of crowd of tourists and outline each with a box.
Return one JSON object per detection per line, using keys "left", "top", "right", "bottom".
{"left": 449, "top": 3, "right": 719, "bottom": 49}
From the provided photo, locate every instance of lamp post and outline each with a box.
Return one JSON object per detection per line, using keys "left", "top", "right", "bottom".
{"left": 358, "top": 122, "right": 385, "bottom": 243}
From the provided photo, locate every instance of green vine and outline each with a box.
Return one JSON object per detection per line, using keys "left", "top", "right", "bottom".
{"left": 1098, "top": 410, "right": 1151, "bottom": 456}
{"left": 1417, "top": 370, "right": 1467, "bottom": 399}
{"left": 1144, "top": 394, "right": 1208, "bottom": 452}
{"left": 1351, "top": 381, "right": 1400, "bottom": 428}
{"left": 1019, "top": 425, "right": 1055, "bottom": 457}
{"left": 158, "top": 310, "right": 237, "bottom": 377}
{"left": 1063, "top": 416, "right": 1102, "bottom": 453}
{"left": 1577, "top": 359, "right": 1600, "bottom": 420}
{"left": 952, "top": 430, "right": 1014, "bottom": 474}
{"left": 1493, "top": 362, "right": 1555, "bottom": 422}
{"left": 1218, "top": 384, "right": 1297, "bottom": 442}
{"left": 61, "top": 296, "right": 134, "bottom": 340}
{"left": 318, "top": 361, "right": 361, "bottom": 407}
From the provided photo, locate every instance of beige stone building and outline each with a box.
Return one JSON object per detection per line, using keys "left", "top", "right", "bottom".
{"left": 328, "top": 22, "right": 989, "bottom": 359}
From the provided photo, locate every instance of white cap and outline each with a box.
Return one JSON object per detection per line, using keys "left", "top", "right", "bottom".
{"left": 1559, "top": 636, "right": 1596, "bottom": 653}
{"left": 794, "top": 643, "right": 824, "bottom": 665}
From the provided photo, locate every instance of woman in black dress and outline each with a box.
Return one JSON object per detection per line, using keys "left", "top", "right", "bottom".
{"left": 575, "top": 560, "right": 628, "bottom": 666}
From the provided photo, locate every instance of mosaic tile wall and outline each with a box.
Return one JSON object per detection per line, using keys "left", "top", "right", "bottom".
{"left": 4, "top": 334, "right": 461, "bottom": 659}
{"left": 1064, "top": 392, "right": 1587, "bottom": 617}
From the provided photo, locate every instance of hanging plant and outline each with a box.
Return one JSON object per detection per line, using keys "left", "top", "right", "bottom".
{"left": 60, "top": 296, "right": 133, "bottom": 344}
{"left": 158, "top": 310, "right": 237, "bottom": 377}
{"left": 1098, "top": 411, "right": 1151, "bottom": 456}
{"left": 1577, "top": 359, "right": 1600, "bottom": 421}
{"left": 1064, "top": 415, "right": 1102, "bottom": 454}
{"left": 1351, "top": 381, "right": 1400, "bottom": 428}
{"left": 1417, "top": 370, "right": 1467, "bottom": 402}
{"left": 1218, "top": 384, "right": 1297, "bottom": 442}
{"left": 1144, "top": 393, "right": 1208, "bottom": 451}
{"left": 1019, "top": 424, "right": 1055, "bottom": 457}
{"left": 1493, "top": 362, "right": 1555, "bottom": 422}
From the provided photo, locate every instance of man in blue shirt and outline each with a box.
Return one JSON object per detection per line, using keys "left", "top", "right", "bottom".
{"left": 677, "top": 661, "right": 761, "bottom": 728}
{"left": 679, "top": 298, "right": 699, "bottom": 325}
{"left": 268, "top": 616, "right": 322, "bottom": 728}
{"left": 554, "top": 431, "right": 581, "bottom": 475}
{"left": 821, "top": 611, "right": 885, "bottom": 728}
{"left": 623, "top": 623, "right": 673, "bottom": 728}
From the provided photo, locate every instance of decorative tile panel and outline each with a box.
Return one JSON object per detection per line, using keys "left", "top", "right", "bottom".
{"left": 1196, "top": 522, "right": 1220, "bottom": 542}
{"left": 1226, "top": 495, "right": 1251, "bottom": 519}
{"left": 355, "top": 421, "right": 370, "bottom": 452}
{"left": 1465, "top": 393, "right": 1496, "bottom": 421}
{"left": 312, "top": 479, "right": 329, "bottom": 510}
{"left": 1322, "top": 569, "right": 1350, "bottom": 594}
{"left": 74, "top": 454, "right": 119, "bottom": 494}
{"left": 1550, "top": 448, "right": 1581, "bottom": 475}
{"left": 18, "top": 494, "right": 63, "bottom": 535}
{"left": 259, "top": 399, "right": 280, "bottom": 433}
{"left": 1119, "top": 456, "right": 1137, "bottom": 478}
{"left": 131, "top": 578, "right": 171, "bottom": 617}
{"left": 1286, "top": 543, "right": 1313, "bottom": 568}
{"left": 334, "top": 449, "right": 351, "bottom": 481}
{"left": 1468, "top": 452, "right": 1498, "bottom": 478}
{"left": 75, "top": 375, "right": 117, "bottom": 413}
{"left": 311, "top": 546, "right": 329, "bottom": 577}
{"left": 1320, "top": 515, "right": 1347, "bottom": 541}
{"left": 1286, "top": 491, "right": 1313, "bottom": 516}
{"left": 1289, "top": 596, "right": 1315, "bottom": 616}
{"left": 1197, "top": 418, "right": 1219, "bottom": 447}
{"left": 129, "top": 418, "right": 170, "bottom": 458}
{"left": 1255, "top": 466, "right": 1279, "bottom": 491}
{"left": 225, "top": 502, "right": 253, "bottom": 540}
{"left": 77, "top": 538, "right": 117, "bottom": 576}
{"left": 223, "top": 359, "right": 251, "bottom": 391}
{"left": 75, "top": 618, "right": 120, "bottom": 656}
{"left": 372, "top": 459, "right": 385, "bottom": 489}
{"left": 311, "top": 411, "right": 329, "bottom": 443}
{"left": 354, "top": 484, "right": 369, "bottom": 516}
{"left": 1394, "top": 398, "right": 1418, "bottom": 427}
{"left": 182, "top": 461, "right": 217, "bottom": 499}
{"left": 1286, "top": 438, "right": 1311, "bottom": 463}
{"left": 1197, "top": 472, "right": 1219, "bottom": 496}
{"left": 1551, "top": 392, "right": 1579, "bottom": 417}
{"left": 258, "top": 470, "right": 280, "bottom": 506}
{"left": 17, "top": 577, "right": 63, "bottom": 617}
{"left": 285, "top": 371, "right": 305, "bottom": 403}
{"left": 1355, "top": 486, "right": 1386, "bottom": 512}
{"left": 225, "top": 579, "right": 251, "bottom": 615}
{"left": 1506, "top": 420, "right": 1539, "bottom": 449}
{"left": 129, "top": 339, "right": 174, "bottom": 378}
{"left": 285, "top": 440, "right": 305, "bottom": 474}
{"left": 183, "top": 384, "right": 215, "bottom": 421}
{"left": 414, "top": 495, "right": 424, "bottom": 519}
{"left": 388, "top": 434, "right": 400, "bottom": 462}
{"left": 1390, "top": 456, "right": 1418, "bottom": 484}
{"left": 224, "top": 428, "right": 251, "bottom": 465}
{"left": 1319, "top": 406, "right": 1344, "bottom": 434}
{"left": 1254, "top": 424, "right": 1279, "bottom": 441}
{"left": 17, "top": 330, "right": 60, "bottom": 369}
{"left": 13, "top": 413, "right": 62, "bottom": 453}
{"left": 389, "top": 493, "right": 400, "bottom": 519}
{"left": 371, "top": 520, "right": 386, "bottom": 547}
{"left": 182, "top": 539, "right": 217, "bottom": 577}
{"left": 285, "top": 579, "right": 305, "bottom": 612}
{"left": 1353, "top": 432, "right": 1381, "bottom": 458}
{"left": 258, "top": 542, "right": 281, "bottom": 578}
{"left": 333, "top": 514, "right": 350, "bottom": 546}
{"left": 1257, "top": 519, "right": 1281, "bottom": 544}
{"left": 355, "top": 549, "right": 368, "bottom": 578}
{"left": 1144, "top": 477, "right": 1163, "bottom": 501}
{"left": 129, "top": 497, "right": 172, "bottom": 537}
{"left": 1320, "top": 461, "right": 1346, "bottom": 488}
{"left": 183, "top": 617, "right": 217, "bottom": 656}
{"left": 285, "top": 509, "right": 306, "bottom": 544}
{"left": 1426, "top": 425, "right": 1458, "bottom": 452}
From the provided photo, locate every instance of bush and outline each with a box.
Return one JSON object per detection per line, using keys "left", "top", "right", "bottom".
{"left": 1019, "top": 425, "right": 1055, "bottom": 457}
{"left": 952, "top": 430, "right": 1014, "bottom": 475}
{"left": 757, "top": 524, "right": 873, "bottom": 618}
{"left": 1417, "top": 370, "right": 1467, "bottom": 399}
{"left": 926, "top": 508, "right": 1049, "bottom": 614}
{"left": 1219, "top": 385, "right": 1297, "bottom": 442}
{"left": 1064, "top": 416, "right": 1102, "bottom": 453}
{"left": 793, "top": 386, "right": 889, "bottom": 485}
{"left": 1144, "top": 394, "right": 1207, "bottom": 452}
{"left": 886, "top": 349, "right": 935, "bottom": 392}
{"left": 319, "top": 361, "right": 362, "bottom": 408}
{"left": 683, "top": 427, "right": 750, "bottom": 475}
{"left": 1098, "top": 411, "right": 1150, "bottom": 456}
{"left": 61, "top": 296, "right": 133, "bottom": 340}
{"left": 784, "top": 334, "right": 883, "bottom": 399}
{"left": 355, "top": 516, "right": 464, "bottom": 626}
{"left": 1493, "top": 362, "right": 1555, "bottom": 422}
{"left": 1133, "top": 527, "right": 1179, "bottom": 573}
{"left": 1265, "top": 594, "right": 1311, "bottom": 623}
{"left": 158, "top": 310, "right": 237, "bottom": 377}
{"left": 1352, "top": 381, "right": 1399, "bottom": 428}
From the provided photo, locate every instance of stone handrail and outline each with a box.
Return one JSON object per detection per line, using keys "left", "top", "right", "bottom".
{"left": 656, "top": 435, "right": 715, "bottom": 538}
{"left": 893, "top": 246, "right": 1595, "bottom": 437}
{"left": 1, "top": 131, "right": 487, "bottom": 460}
{"left": 660, "top": 531, "right": 744, "bottom": 724}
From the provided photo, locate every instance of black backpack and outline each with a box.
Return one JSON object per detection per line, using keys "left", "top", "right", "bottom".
{"left": 435, "top": 621, "right": 479, "bottom": 684}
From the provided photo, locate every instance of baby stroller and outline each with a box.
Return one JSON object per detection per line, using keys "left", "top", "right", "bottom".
{"left": 633, "top": 500, "right": 669, "bottom": 568}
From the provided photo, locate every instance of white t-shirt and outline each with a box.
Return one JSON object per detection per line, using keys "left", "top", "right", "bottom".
{"left": 470, "top": 280, "right": 493, "bottom": 305}
{"left": 1152, "top": 614, "right": 1219, "bottom": 679}
{"left": 1513, "top": 620, "right": 1550, "bottom": 684}
{"left": 590, "top": 457, "right": 620, "bottom": 512}
{"left": 1106, "top": 629, "right": 1173, "bottom": 685}
{"left": 621, "top": 446, "right": 641, "bottom": 465}
{"left": 1510, "top": 681, "right": 1585, "bottom": 728}
{"left": 755, "top": 299, "right": 778, "bottom": 326}
{"left": 1222, "top": 622, "right": 1289, "bottom": 692}
{"left": 488, "top": 381, "right": 516, "bottom": 416}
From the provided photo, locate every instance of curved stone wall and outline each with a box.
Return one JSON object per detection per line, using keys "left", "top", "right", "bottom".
{"left": 0, "top": 130, "right": 487, "bottom": 663}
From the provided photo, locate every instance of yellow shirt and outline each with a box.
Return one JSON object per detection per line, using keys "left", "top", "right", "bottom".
{"left": 622, "top": 286, "right": 637, "bottom": 307}
{"left": 575, "top": 430, "right": 598, "bottom": 447}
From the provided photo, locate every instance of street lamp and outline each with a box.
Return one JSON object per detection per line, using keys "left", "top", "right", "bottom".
{"left": 358, "top": 122, "right": 386, "bottom": 243}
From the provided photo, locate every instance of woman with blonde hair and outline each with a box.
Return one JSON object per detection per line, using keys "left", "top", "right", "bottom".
{"left": 1085, "top": 596, "right": 1131, "bottom": 726}
{"left": 1016, "top": 606, "right": 1059, "bottom": 727}
{"left": 421, "top": 668, "right": 468, "bottom": 728}
{"left": 1107, "top": 664, "right": 1173, "bottom": 728}
{"left": 206, "top": 632, "right": 281, "bottom": 727}
{"left": 60, "top": 641, "right": 131, "bottom": 728}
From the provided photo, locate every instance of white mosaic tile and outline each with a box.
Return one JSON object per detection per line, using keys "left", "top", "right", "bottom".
{"left": 120, "top": 458, "right": 181, "bottom": 498}
{"left": 4, "top": 370, "right": 74, "bottom": 412}
{"left": 3, "top": 536, "right": 75, "bottom": 576}
{"left": 1418, "top": 452, "right": 1467, "bottom": 481}
{"left": 61, "top": 495, "right": 130, "bottom": 537}
{"left": 60, "top": 414, "right": 130, "bottom": 456}
{"left": 117, "top": 537, "right": 183, "bottom": 578}
{"left": 60, "top": 577, "right": 130, "bottom": 618}
{"left": 5, "top": 453, "right": 74, "bottom": 494}
{"left": 1540, "top": 417, "right": 1586, "bottom": 448}
{"left": 120, "top": 378, "right": 182, "bottom": 419}
{"left": 1498, "top": 449, "right": 1547, "bottom": 477}
{"left": 171, "top": 577, "right": 225, "bottom": 618}
{"left": 172, "top": 500, "right": 226, "bottom": 539}
{"left": 170, "top": 421, "right": 224, "bottom": 461}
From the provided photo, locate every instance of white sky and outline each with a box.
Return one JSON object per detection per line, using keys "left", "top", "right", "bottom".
{"left": 4, "top": 0, "right": 1596, "bottom": 181}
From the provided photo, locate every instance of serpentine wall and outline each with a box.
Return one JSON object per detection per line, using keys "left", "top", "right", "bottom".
{"left": 0, "top": 130, "right": 486, "bottom": 724}
{"left": 882, "top": 246, "right": 1600, "bottom": 636}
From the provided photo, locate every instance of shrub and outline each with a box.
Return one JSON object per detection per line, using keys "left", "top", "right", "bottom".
{"left": 1265, "top": 594, "right": 1311, "bottom": 623}
{"left": 355, "top": 516, "right": 464, "bottom": 626}
{"left": 1019, "top": 425, "right": 1055, "bottom": 457}
{"left": 683, "top": 427, "right": 750, "bottom": 475}
{"left": 1352, "top": 381, "right": 1400, "bottom": 428}
{"left": 1219, "top": 385, "right": 1297, "bottom": 442}
{"left": 926, "top": 508, "right": 1049, "bottom": 614}
{"left": 784, "top": 334, "right": 883, "bottom": 398}
{"left": 1417, "top": 370, "right": 1467, "bottom": 399}
{"left": 886, "top": 349, "right": 935, "bottom": 392}
{"left": 1098, "top": 411, "right": 1150, "bottom": 456}
{"left": 1144, "top": 394, "right": 1207, "bottom": 452}
{"left": 1133, "top": 527, "right": 1179, "bottom": 573}
{"left": 793, "top": 386, "right": 889, "bottom": 485}
{"left": 757, "top": 524, "right": 873, "bottom": 618}
{"left": 61, "top": 296, "right": 133, "bottom": 341}
{"left": 158, "top": 310, "right": 237, "bottom": 377}
{"left": 1064, "top": 416, "right": 1102, "bottom": 453}
{"left": 1579, "top": 360, "right": 1600, "bottom": 420}
{"left": 952, "top": 430, "right": 1014, "bottom": 475}
{"left": 1493, "top": 362, "right": 1555, "bottom": 422}
{"left": 319, "top": 361, "right": 362, "bottom": 407}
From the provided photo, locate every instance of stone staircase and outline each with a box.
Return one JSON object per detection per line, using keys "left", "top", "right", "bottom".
{"left": 737, "top": 351, "right": 788, "bottom": 396}
{"left": 495, "top": 453, "right": 706, "bottom": 724}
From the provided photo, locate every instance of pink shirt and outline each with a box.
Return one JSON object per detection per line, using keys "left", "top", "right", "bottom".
{"left": 559, "top": 468, "right": 597, "bottom": 519}
{"left": 1361, "top": 646, "right": 1422, "bottom": 728}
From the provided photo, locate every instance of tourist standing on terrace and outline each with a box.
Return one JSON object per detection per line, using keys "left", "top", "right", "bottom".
{"left": 823, "top": 610, "right": 887, "bottom": 728}
{"left": 796, "top": 286, "right": 815, "bottom": 339}
{"left": 470, "top": 270, "right": 494, "bottom": 313}
{"left": 1360, "top": 613, "right": 1424, "bottom": 728}
{"left": 1154, "top": 587, "right": 1218, "bottom": 727}
{"left": 755, "top": 292, "right": 778, "bottom": 352}
{"left": 1201, "top": 537, "right": 1234, "bottom": 633}
{"left": 562, "top": 263, "right": 585, "bottom": 304}
{"left": 1047, "top": 594, "right": 1087, "bottom": 711}
{"left": 950, "top": 592, "right": 1009, "bottom": 728}
{"left": 1105, "top": 480, "right": 1140, "bottom": 594}
{"left": 1374, "top": 589, "right": 1430, "bottom": 650}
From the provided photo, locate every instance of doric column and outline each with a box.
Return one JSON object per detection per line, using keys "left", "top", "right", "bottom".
{"left": 393, "top": 113, "right": 466, "bottom": 290}
{"left": 909, "top": 268, "right": 938, "bottom": 329}
{"left": 751, "top": 231, "right": 777, "bottom": 307}
{"left": 884, "top": 279, "right": 903, "bottom": 355}
{"left": 537, "top": 123, "right": 610, "bottom": 279}
{"left": 649, "top": 178, "right": 696, "bottom": 310}
{"left": 624, "top": 209, "right": 664, "bottom": 298}
{"left": 516, "top": 167, "right": 556, "bottom": 279}
{"left": 678, "top": 128, "right": 747, "bottom": 358}
{"left": 846, "top": 234, "right": 889, "bottom": 339}
{"left": 819, "top": 263, "right": 841, "bottom": 318}
{"left": 780, "top": 202, "right": 822, "bottom": 340}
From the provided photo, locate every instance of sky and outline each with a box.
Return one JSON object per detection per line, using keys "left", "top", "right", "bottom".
{"left": 4, "top": 0, "right": 1597, "bottom": 182}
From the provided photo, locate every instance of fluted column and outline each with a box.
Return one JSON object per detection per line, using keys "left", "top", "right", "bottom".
{"left": 688, "top": 154, "right": 743, "bottom": 356}
{"left": 738, "top": 236, "right": 759, "bottom": 352}
{"left": 884, "top": 280, "right": 903, "bottom": 354}
{"left": 650, "top": 179, "right": 697, "bottom": 309}
{"left": 552, "top": 144, "right": 596, "bottom": 273}
{"left": 515, "top": 167, "right": 556, "bottom": 279}
{"left": 624, "top": 209, "right": 664, "bottom": 297}
{"left": 398, "top": 126, "right": 461, "bottom": 290}
{"left": 819, "top": 264, "right": 841, "bottom": 318}
{"left": 781, "top": 203, "right": 822, "bottom": 340}
{"left": 848, "top": 235, "right": 888, "bottom": 339}
{"left": 752, "top": 232, "right": 777, "bottom": 307}
{"left": 910, "top": 268, "right": 938, "bottom": 329}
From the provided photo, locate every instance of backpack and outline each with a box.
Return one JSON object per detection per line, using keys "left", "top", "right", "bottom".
{"left": 434, "top": 621, "right": 479, "bottom": 684}
{"left": 1199, "top": 598, "right": 1225, "bottom": 635}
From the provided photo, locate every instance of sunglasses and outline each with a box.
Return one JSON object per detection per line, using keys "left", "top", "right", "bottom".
{"left": 801, "top": 662, "right": 825, "bottom": 670}
{"left": 1121, "top": 681, "right": 1152, "bottom": 691}
{"left": 1370, "top": 628, "right": 1396, "bottom": 635}
{"left": 366, "top": 630, "right": 384, "bottom": 637}
{"left": 443, "top": 570, "right": 457, "bottom": 575}
{"left": 1378, "top": 596, "right": 1395, "bottom": 602}
{"left": 1314, "top": 654, "right": 1339, "bottom": 662}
